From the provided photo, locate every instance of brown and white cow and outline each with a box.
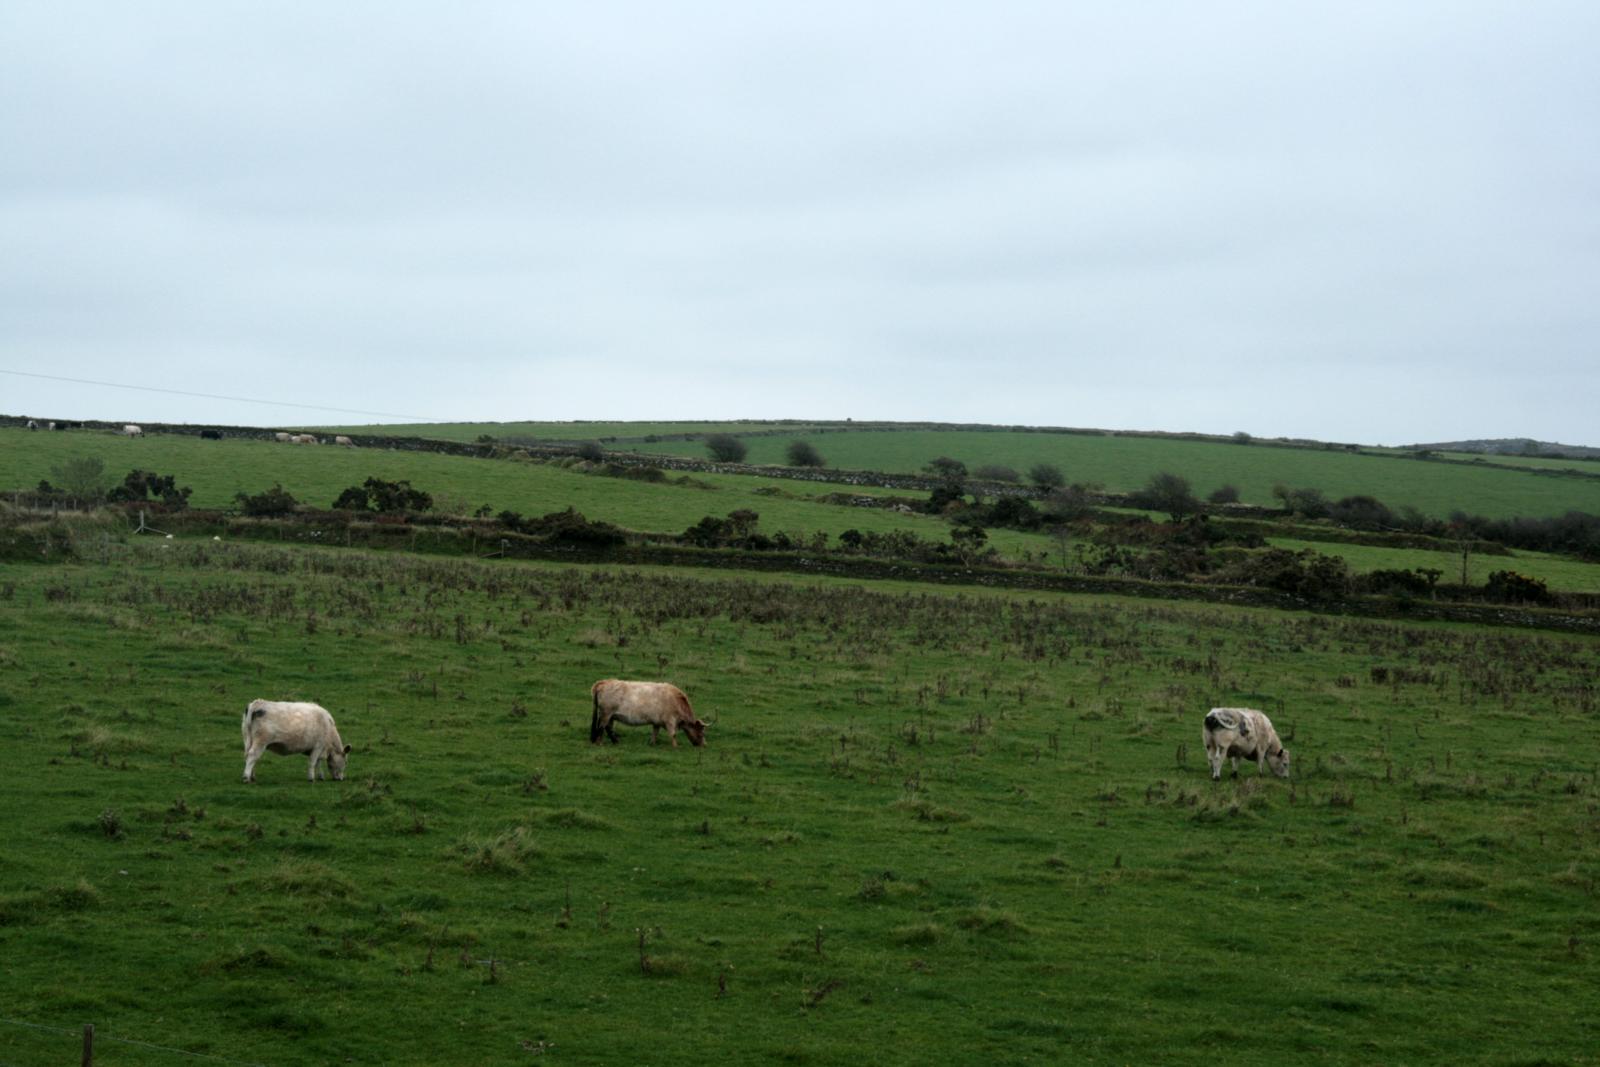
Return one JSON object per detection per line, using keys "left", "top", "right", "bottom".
{"left": 1202, "top": 707, "right": 1290, "bottom": 781}
{"left": 334, "top": 435, "right": 356, "bottom": 447}
{"left": 590, "top": 680, "right": 708, "bottom": 748}
{"left": 242, "top": 699, "right": 352, "bottom": 782}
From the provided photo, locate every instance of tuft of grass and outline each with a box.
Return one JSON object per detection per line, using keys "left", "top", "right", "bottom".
{"left": 452, "top": 825, "right": 542, "bottom": 875}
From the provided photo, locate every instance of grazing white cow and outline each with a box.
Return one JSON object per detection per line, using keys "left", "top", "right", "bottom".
{"left": 242, "top": 699, "right": 351, "bottom": 782}
{"left": 273, "top": 432, "right": 292, "bottom": 443}
{"left": 292, "top": 433, "right": 319, "bottom": 445}
{"left": 334, "top": 435, "right": 355, "bottom": 447}
{"left": 123, "top": 424, "right": 143, "bottom": 437}
{"left": 590, "top": 680, "right": 708, "bottom": 748}
{"left": 1202, "top": 707, "right": 1290, "bottom": 781}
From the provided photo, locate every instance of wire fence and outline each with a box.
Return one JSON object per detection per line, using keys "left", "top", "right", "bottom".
{"left": 0, "top": 1017, "right": 267, "bottom": 1067}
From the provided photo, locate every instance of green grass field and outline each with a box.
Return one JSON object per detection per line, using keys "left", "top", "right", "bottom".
{"left": 1, "top": 539, "right": 1597, "bottom": 1065}
{"left": 633, "top": 428, "right": 1600, "bottom": 519}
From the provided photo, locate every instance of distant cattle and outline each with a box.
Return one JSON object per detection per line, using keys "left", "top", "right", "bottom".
{"left": 1202, "top": 707, "right": 1290, "bottom": 781}
{"left": 590, "top": 680, "right": 708, "bottom": 748}
{"left": 291, "top": 434, "right": 319, "bottom": 445}
{"left": 25, "top": 419, "right": 37, "bottom": 430}
{"left": 123, "top": 424, "right": 143, "bottom": 437}
{"left": 201, "top": 429, "right": 222, "bottom": 440}
{"left": 335, "top": 435, "right": 355, "bottom": 447}
{"left": 242, "top": 699, "right": 351, "bottom": 782}
{"left": 274, "top": 432, "right": 292, "bottom": 443}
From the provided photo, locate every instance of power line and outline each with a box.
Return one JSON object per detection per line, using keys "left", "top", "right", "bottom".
{"left": 1, "top": 369, "right": 441, "bottom": 422}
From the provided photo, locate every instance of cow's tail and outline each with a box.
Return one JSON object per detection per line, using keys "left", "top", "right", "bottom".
{"left": 1203, "top": 709, "right": 1226, "bottom": 734}
{"left": 242, "top": 700, "right": 259, "bottom": 751}
{"left": 589, "top": 682, "right": 606, "bottom": 743}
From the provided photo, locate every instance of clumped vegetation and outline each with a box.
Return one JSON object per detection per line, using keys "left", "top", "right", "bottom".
{"left": 333, "top": 477, "right": 434, "bottom": 513}
{"left": 704, "top": 433, "right": 748, "bottom": 463}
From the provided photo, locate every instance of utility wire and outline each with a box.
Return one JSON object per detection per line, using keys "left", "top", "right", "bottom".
{"left": 1, "top": 368, "right": 441, "bottom": 422}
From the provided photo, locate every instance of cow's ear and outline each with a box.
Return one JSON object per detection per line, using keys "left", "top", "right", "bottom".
{"left": 343, "top": 744, "right": 352, "bottom": 755}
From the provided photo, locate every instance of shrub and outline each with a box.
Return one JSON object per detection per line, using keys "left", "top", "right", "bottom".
{"left": 1027, "top": 463, "right": 1065, "bottom": 490}
{"left": 574, "top": 441, "right": 604, "bottom": 462}
{"left": 705, "top": 434, "right": 748, "bottom": 463}
{"left": 1329, "top": 495, "right": 1394, "bottom": 530}
{"left": 1207, "top": 484, "right": 1240, "bottom": 504}
{"left": 1483, "top": 570, "right": 1549, "bottom": 604}
{"left": 786, "top": 440, "right": 826, "bottom": 467}
{"left": 333, "top": 478, "right": 433, "bottom": 514}
{"left": 235, "top": 484, "right": 299, "bottom": 517}
{"left": 973, "top": 464, "right": 1020, "bottom": 483}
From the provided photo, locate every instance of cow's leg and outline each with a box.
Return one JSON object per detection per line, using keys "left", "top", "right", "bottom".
{"left": 1230, "top": 755, "right": 1240, "bottom": 779}
{"left": 666, "top": 722, "right": 679, "bottom": 749}
{"left": 243, "top": 741, "right": 266, "bottom": 783}
{"left": 1207, "top": 746, "right": 1222, "bottom": 781}
{"left": 308, "top": 746, "right": 323, "bottom": 782}
{"left": 650, "top": 724, "right": 661, "bottom": 746}
{"left": 606, "top": 720, "right": 620, "bottom": 743}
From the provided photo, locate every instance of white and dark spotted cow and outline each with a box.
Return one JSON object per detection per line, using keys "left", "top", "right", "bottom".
{"left": 590, "top": 680, "right": 708, "bottom": 748}
{"left": 242, "top": 699, "right": 351, "bottom": 782}
{"left": 1202, "top": 707, "right": 1290, "bottom": 781}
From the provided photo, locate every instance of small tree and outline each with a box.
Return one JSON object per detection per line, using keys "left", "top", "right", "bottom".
{"left": 50, "top": 456, "right": 110, "bottom": 503}
{"left": 705, "top": 434, "right": 748, "bottom": 463}
{"left": 1131, "top": 472, "right": 1200, "bottom": 522}
{"left": 924, "top": 457, "right": 967, "bottom": 480}
{"left": 574, "top": 441, "right": 605, "bottom": 462}
{"left": 108, "top": 470, "right": 192, "bottom": 509}
{"left": 786, "top": 440, "right": 826, "bottom": 467}
{"left": 949, "top": 523, "right": 988, "bottom": 564}
{"left": 1028, "top": 463, "right": 1065, "bottom": 490}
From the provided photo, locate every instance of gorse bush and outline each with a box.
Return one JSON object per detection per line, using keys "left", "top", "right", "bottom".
{"left": 235, "top": 484, "right": 299, "bottom": 517}
{"left": 333, "top": 478, "right": 433, "bottom": 513}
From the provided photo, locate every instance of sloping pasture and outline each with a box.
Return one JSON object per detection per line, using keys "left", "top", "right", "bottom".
{"left": 633, "top": 427, "right": 1600, "bottom": 519}
{"left": 1, "top": 541, "right": 1596, "bottom": 1064}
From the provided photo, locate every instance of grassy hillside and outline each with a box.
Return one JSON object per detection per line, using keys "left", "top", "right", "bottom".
{"left": 10, "top": 427, "right": 1600, "bottom": 597}
{"left": 631, "top": 428, "right": 1600, "bottom": 519}
{"left": 1, "top": 541, "right": 1597, "bottom": 1064}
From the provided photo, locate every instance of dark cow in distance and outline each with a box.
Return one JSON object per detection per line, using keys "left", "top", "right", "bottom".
{"left": 590, "top": 680, "right": 708, "bottom": 748}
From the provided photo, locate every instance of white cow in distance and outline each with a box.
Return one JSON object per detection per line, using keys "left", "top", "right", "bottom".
{"left": 123, "top": 424, "right": 143, "bottom": 437}
{"left": 242, "top": 700, "right": 351, "bottom": 782}
{"left": 1202, "top": 707, "right": 1290, "bottom": 781}
{"left": 334, "top": 435, "right": 355, "bottom": 447}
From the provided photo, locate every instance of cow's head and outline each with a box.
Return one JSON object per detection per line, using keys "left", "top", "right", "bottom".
{"left": 683, "top": 719, "right": 709, "bottom": 747}
{"left": 330, "top": 744, "right": 352, "bottom": 781}
{"left": 1266, "top": 745, "right": 1290, "bottom": 778}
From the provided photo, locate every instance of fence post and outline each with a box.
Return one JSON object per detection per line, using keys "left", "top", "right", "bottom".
{"left": 82, "top": 1023, "right": 94, "bottom": 1066}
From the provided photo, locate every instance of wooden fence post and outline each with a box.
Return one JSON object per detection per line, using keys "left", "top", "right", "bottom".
{"left": 82, "top": 1023, "right": 94, "bottom": 1066}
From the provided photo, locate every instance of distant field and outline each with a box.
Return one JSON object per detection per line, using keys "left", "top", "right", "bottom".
{"left": 1267, "top": 538, "right": 1600, "bottom": 594}
{"left": 1437, "top": 451, "right": 1600, "bottom": 475}
{"left": 314, "top": 420, "right": 841, "bottom": 443}
{"left": 0, "top": 428, "right": 1046, "bottom": 556}
{"left": 629, "top": 428, "right": 1600, "bottom": 520}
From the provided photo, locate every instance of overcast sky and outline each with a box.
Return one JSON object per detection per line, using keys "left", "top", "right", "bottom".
{"left": 2, "top": 2, "right": 1596, "bottom": 445}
